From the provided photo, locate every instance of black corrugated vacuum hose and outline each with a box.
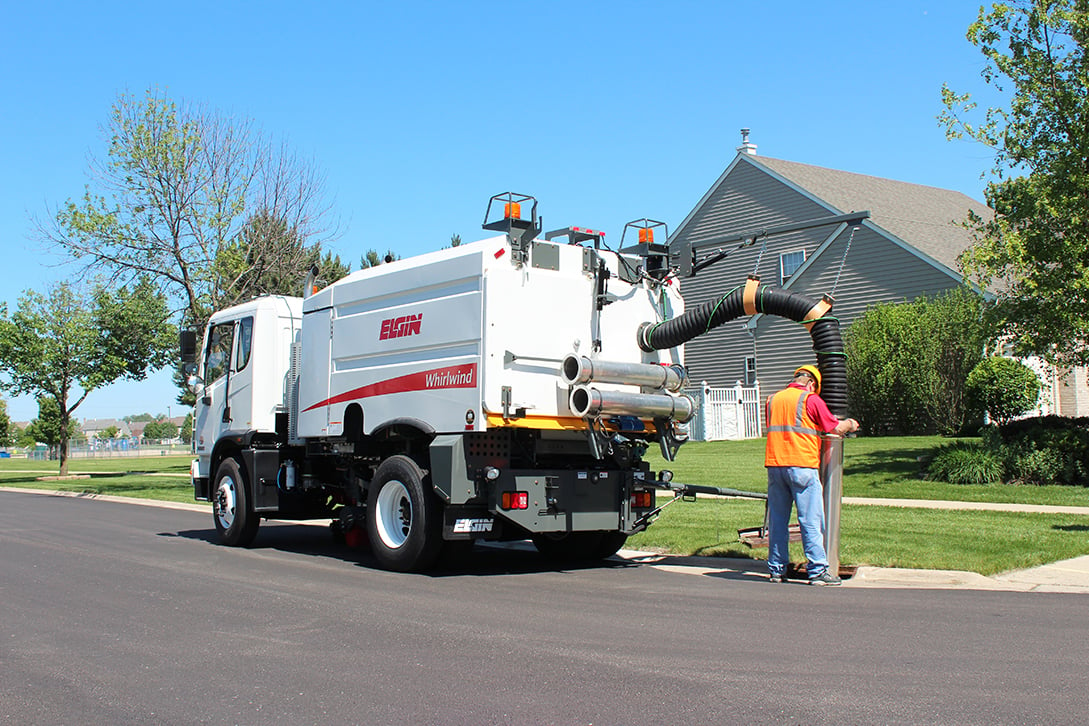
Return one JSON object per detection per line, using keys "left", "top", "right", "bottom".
{"left": 638, "top": 277, "right": 849, "bottom": 417}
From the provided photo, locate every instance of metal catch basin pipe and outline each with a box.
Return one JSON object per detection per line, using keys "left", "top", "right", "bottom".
{"left": 819, "top": 435, "right": 844, "bottom": 575}
{"left": 560, "top": 354, "right": 688, "bottom": 393}
{"left": 569, "top": 385, "right": 696, "bottom": 423}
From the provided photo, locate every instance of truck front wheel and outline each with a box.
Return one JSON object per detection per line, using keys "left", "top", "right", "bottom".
{"left": 366, "top": 455, "right": 443, "bottom": 572}
{"left": 212, "top": 457, "right": 260, "bottom": 547}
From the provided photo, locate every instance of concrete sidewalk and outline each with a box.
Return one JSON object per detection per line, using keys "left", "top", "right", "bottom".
{"left": 6, "top": 486, "right": 1089, "bottom": 592}
{"left": 840, "top": 496, "right": 1089, "bottom": 591}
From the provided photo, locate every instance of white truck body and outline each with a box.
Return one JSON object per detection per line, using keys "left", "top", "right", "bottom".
{"left": 294, "top": 235, "right": 681, "bottom": 439}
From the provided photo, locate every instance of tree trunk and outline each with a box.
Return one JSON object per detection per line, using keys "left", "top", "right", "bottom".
{"left": 58, "top": 408, "right": 69, "bottom": 477}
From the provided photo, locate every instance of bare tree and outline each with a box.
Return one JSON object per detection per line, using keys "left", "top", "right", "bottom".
{"left": 42, "top": 88, "right": 339, "bottom": 328}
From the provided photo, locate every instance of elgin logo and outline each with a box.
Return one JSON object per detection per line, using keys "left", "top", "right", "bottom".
{"left": 379, "top": 313, "right": 422, "bottom": 340}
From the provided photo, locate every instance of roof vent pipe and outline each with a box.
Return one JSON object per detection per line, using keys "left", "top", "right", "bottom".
{"left": 737, "top": 128, "right": 758, "bottom": 156}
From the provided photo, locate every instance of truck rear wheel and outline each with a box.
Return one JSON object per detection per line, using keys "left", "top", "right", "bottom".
{"left": 212, "top": 457, "right": 260, "bottom": 547}
{"left": 366, "top": 455, "right": 443, "bottom": 572}
{"left": 532, "top": 531, "right": 628, "bottom": 562}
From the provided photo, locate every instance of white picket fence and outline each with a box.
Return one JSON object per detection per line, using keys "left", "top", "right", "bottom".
{"left": 688, "top": 381, "right": 763, "bottom": 441}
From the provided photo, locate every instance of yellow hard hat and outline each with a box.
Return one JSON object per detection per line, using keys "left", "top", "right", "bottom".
{"left": 794, "top": 364, "right": 822, "bottom": 394}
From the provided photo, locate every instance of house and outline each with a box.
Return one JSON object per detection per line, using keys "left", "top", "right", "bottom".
{"left": 668, "top": 134, "right": 1089, "bottom": 426}
{"left": 80, "top": 418, "right": 132, "bottom": 441}
{"left": 127, "top": 421, "right": 148, "bottom": 441}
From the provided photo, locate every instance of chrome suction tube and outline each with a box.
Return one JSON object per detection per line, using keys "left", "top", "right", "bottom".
{"left": 569, "top": 385, "right": 696, "bottom": 423}
{"left": 560, "top": 354, "right": 688, "bottom": 393}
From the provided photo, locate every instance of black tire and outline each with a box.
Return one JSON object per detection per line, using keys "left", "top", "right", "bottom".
{"left": 531, "top": 531, "right": 628, "bottom": 562}
{"left": 366, "top": 455, "right": 443, "bottom": 572}
{"left": 212, "top": 457, "right": 260, "bottom": 547}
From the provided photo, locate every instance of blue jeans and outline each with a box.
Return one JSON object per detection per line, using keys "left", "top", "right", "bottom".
{"left": 767, "top": 466, "right": 828, "bottom": 579}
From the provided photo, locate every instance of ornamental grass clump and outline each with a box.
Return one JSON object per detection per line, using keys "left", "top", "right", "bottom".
{"left": 927, "top": 440, "right": 1003, "bottom": 485}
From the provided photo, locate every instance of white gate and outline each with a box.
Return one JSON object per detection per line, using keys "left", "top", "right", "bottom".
{"left": 689, "top": 381, "right": 762, "bottom": 441}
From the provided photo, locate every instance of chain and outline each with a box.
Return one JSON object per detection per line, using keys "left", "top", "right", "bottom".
{"left": 830, "top": 224, "right": 858, "bottom": 295}
{"left": 751, "top": 235, "right": 768, "bottom": 277}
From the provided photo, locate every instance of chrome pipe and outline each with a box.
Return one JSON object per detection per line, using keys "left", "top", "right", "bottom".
{"left": 569, "top": 385, "right": 696, "bottom": 423}
{"left": 819, "top": 435, "right": 844, "bottom": 576}
{"left": 560, "top": 354, "right": 688, "bottom": 393}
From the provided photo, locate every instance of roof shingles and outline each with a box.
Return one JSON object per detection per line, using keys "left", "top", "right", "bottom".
{"left": 747, "top": 155, "right": 992, "bottom": 273}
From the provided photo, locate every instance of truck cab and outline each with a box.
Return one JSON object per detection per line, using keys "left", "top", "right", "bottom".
{"left": 188, "top": 295, "right": 302, "bottom": 499}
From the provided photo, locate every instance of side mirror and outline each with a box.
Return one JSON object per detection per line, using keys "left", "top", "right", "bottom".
{"left": 180, "top": 328, "right": 198, "bottom": 364}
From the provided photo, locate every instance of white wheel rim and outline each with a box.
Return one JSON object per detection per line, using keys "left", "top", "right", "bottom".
{"left": 375, "top": 479, "right": 412, "bottom": 549}
{"left": 215, "top": 475, "right": 237, "bottom": 529}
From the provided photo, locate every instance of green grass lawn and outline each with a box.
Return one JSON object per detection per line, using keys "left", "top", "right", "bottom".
{"left": 5, "top": 437, "right": 1089, "bottom": 575}
{"left": 0, "top": 454, "right": 197, "bottom": 504}
{"left": 645, "top": 436, "right": 1089, "bottom": 507}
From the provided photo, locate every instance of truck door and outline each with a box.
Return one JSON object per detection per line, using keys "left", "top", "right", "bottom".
{"left": 226, "top": 316, "right": 255, "bottom": 430}
{"left": 194, "top": 318, "right": 249, "bottom": 453}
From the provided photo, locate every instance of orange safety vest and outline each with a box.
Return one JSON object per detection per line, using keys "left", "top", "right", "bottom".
{"left": 765, "top": 386, "right": 822, "bottom": 468}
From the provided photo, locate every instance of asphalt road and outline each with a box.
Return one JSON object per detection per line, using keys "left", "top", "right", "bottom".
{"left": 2, "top": 491, "right": 1088, "bottom": 726}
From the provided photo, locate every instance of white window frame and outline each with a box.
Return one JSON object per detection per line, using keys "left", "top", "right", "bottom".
{"left": 779, "top": 249, "right": 806, "bottom": 285}
{"left": 744, "top": 355, "right": 757, "bottom": 386}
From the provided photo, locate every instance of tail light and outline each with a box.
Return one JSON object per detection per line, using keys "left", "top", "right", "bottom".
{"left": 501, "top": 491, "right": 529, "bottom": 510}
{"left": 631, "top": 490, "right": 654, "bottom": 509}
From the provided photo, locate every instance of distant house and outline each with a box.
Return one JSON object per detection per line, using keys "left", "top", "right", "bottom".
{"left": 81, "top": 418, "right": 132, "bottom": 440}
{"left": 669, "top": 137, "right": 1089, "bottom": 423}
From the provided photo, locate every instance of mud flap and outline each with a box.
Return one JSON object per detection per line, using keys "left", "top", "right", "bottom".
{"left": 244, "top": 448, "right": 282, "bottom": 512}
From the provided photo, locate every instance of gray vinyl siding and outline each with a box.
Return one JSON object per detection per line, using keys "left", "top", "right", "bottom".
{"left": 676, "top": 161, "right": 832, "bottom": 247}
{"left": 674, "top": 161, "right": 846, "bottom": 388}
{"left": 672, "top": 155, "right": 970, "bottom": 425}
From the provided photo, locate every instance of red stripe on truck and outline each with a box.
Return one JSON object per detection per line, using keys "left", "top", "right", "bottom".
{"left": 302, "top": 363, "right": 477, "bottom": 412}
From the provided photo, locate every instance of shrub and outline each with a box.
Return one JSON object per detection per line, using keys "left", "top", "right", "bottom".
{"left": 990, "top": 416, "right": 1089, "bottom": 486}
{"left": 1007, "top": 448, "right": 1065, "bottom": 485}
{"left": 927, "top": 440, "right": 1003, "bottom": 485}
{"left": 845, "top": 288, "right": 989, "bottom": 436}
{"left": 965, "top": 356, "right": 1041, "bottom": 424}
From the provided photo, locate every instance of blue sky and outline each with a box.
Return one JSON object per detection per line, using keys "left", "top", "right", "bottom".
{"left": 1, "top": 1, "right": 1000, "bottom": 423}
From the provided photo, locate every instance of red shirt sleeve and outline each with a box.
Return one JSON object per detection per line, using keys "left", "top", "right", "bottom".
{"left": 805, "top": 392, "right": 841, "bottom": 433}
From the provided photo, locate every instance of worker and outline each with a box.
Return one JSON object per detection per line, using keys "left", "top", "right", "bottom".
{"left": 765, "top": 364, "right": 859, "bottom": 585}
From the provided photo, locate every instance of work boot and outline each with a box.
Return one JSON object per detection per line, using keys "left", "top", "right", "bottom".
{"left": 809, "top": 570, "right": 842, "bottom": 586}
